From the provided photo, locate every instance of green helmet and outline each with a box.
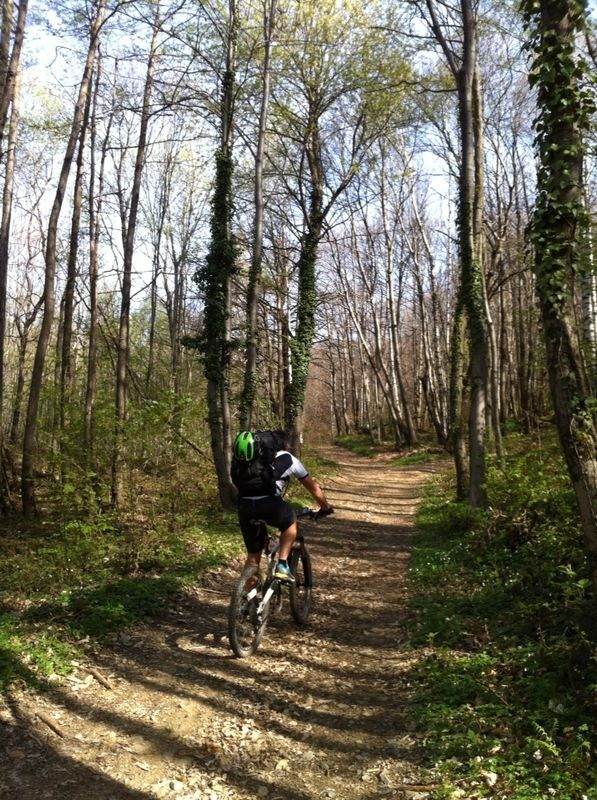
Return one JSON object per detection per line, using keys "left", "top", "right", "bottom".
{"left": 233, "top": 431, "right": 255, "bottom": 461}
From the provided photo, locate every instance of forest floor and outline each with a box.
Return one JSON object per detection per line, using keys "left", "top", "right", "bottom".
{"left": 0, "top": 447, "right": 443, "bottom": 800}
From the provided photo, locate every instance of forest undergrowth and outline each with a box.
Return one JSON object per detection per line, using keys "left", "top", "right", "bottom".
{"left": 0, "top": 435, "right": 595, "bottom": 799}
{"left": 407, "top": 433, "right": 597, "bottom": 799}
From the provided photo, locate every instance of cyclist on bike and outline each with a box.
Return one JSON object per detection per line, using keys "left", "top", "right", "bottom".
{"left": 232, "top": 430, "right": 333, "bottom": 583}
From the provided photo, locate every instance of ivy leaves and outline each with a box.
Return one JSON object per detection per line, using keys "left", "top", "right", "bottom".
{"left": 520, "top": 0, "right": 595, "bottom": 312}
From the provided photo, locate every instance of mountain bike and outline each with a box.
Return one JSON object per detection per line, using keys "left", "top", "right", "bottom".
{"left": 228, "top": 508, "right": 330, "bottom": 658}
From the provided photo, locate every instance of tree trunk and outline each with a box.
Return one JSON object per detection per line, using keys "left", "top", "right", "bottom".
{"left": 286, "top": 224, "right": 321, "bottom": 453}
{"left": 0, "top": 0, "right": 27, "bottom": 511}
{"left": 379, "top": 146, "right": 417, "bottom": 446}
{"left": 22, "top": 0, "right": 106, "bottom": 515}
{"left": 240, "top": 0, "right": 277, "bottom": 429}
{"left": 165, "top": 177, "right": 198, "bottom": 436}
{"left": 404, "top": 196, "right": 449, "bottom": 445}
{"left": 0, "top": 0, "right": 26, "bottom": 157}
{"left": 282, "top": 98, "right": 322, "bottom": 449}
{"left": 111, "top": 8, "right": 159, "bottom": 508}
{"left": 423, "top": 0, "right": 488, "bottom": 505}
{"left": 0, "top": 0, "right": 26, "bottom": 406}
{"left": 524, "top": 0, "right": 597, "bottom": 579}
{"left": 84, "top": 53, "right": 110, "bottom": 480}
{"left": 59, "top": 86, "right": 91, "bottom": 475}
{"left": 333, "top": 234, "right": 404, "bottom": 448}
{"left": 460, "top": 15, "right": 488, "bottom": 507}
{"left": 449, "top": 300, "right": 468, "bottom": 500}
{"left": 0, "top": 22, "right": 25, "bottom": 509}
{"left": 580, "top": 189, "right": 596, "bottom": 391}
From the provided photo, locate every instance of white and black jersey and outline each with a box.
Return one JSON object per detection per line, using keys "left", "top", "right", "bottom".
{"left": 272, "top": 450, "right": 309, "bottom": 495}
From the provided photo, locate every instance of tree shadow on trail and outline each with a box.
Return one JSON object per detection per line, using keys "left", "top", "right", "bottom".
{"left": 0, "top": 658, "right": 156, "bottom": 800}
{"left": 0, "top": 660, "right": 332, "bottom": 800}
{"left": 0, "top": 491, "right": 428, "bottom": 799}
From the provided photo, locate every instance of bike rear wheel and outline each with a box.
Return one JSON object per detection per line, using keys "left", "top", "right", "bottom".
{"left": 289, "top": 543, "right": 312, "bottom": 624}
{"left": 228, "top": 566, "right": 267, "bottom": 657}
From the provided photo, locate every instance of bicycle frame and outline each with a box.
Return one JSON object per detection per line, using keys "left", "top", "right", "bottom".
{"left": 245, "top": 523, "right": 282, "bottom": 623}
{"left": 228, "top": 507, "right": 328, "bottom": 657}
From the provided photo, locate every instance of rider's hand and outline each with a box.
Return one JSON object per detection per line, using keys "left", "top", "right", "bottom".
{"left": 318, "top": 506, "right": 334, "bottom": 517}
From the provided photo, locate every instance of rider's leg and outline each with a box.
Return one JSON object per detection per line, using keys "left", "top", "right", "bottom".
{"left": 243, "top": 551, "right": 262, "bottom": 591}
{"left": 238, "top": 506, "right": 265, "bottom": 581}
{"left": 278, "top": 520, "right": 297, "bottom": 561}
{"left": 273, "top": 521, "right": 297, "bottom": 583}
{"left": 244, "top": 551, "right": 261, "bottom": 569}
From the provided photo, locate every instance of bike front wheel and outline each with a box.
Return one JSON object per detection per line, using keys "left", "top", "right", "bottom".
{"left": 228, "top": 566, "right": 267, "bottom": 657}
{"left": 289, "top": 544, "right": 312, "bottom": 625}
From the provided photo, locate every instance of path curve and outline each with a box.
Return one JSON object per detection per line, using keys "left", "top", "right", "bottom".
{"left": 0, "top": 448, "right": 440, "bottom": 800}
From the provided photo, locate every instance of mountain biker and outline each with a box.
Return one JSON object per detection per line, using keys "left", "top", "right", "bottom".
{"left": 232, "top": 430, "right": 333, "bottom": 583}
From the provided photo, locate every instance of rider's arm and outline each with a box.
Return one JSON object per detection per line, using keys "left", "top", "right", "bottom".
{"left": 300, "top": 475, "right": 333, "bottom": 512}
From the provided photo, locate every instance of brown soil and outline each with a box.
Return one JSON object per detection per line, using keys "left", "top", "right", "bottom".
{"left": 0, "top": 448, "right": 442, "bottom": 800}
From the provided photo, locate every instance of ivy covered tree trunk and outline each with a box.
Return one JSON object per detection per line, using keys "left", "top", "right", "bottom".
{"left": 193, "top": 0, "right": 238, "bottom": 508}
{"left": 449, "top": 300, "right": 468, "bottom": 500}
{"left": 284, "top": 103, "right": 325, "bottom": 454}
{"left": 198, "top": 150, "right": 237, "bottom": 508}
{"left": 285, "top": 222, "right": 322, "bottom": 453}
{"left": 522, "top": 0, "right": 597, "bottom": 579}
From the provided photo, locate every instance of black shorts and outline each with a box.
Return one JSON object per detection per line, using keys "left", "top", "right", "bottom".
{"left": 237, "top": 496, "right": 296, "bottom": 553}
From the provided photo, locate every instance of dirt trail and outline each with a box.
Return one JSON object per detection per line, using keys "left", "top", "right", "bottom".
{"left": 0, "top": 448, "right": 440, "bottom": 800}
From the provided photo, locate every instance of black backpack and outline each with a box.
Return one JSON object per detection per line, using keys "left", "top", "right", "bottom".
{"left": 231, "top": 430, "right": 282, "bottom": 497}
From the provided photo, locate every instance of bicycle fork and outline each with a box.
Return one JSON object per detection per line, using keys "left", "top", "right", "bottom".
{"left": 245, "top": 543, "right": 283, "bottom": 625}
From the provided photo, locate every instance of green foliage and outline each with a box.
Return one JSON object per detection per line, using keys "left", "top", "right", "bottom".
{"left": 0, "top": 508, "right": 242, "bottom": 692}
{"left": 30, "top": 328, "right": 212, "bottom": 512}
{"left": 335, "top": 435, "right": 442, "bottom": 464}
{"left": 26, "top": 576, "right": 183, "bottom": 638}
{"left": 408, "top": 437, "right": 597, "bottom": 798}
{"left": 302, "top": 448, "right": 338, "bottom": 475}
{"left": 0, "top": 615, "right": 76, "bottom": 692}
{"left": 0, "top": 516, "right": 119, "bottom": 597}
{"left": 391, "top": 449, "right": 445, "bottom": 467}
{"left": 335, "top": 434, "right": 376, "bottom": 457}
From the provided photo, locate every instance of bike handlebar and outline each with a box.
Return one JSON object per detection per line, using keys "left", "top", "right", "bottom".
{"left": 298, "top": 506, "right": 335, "bottom": 521}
